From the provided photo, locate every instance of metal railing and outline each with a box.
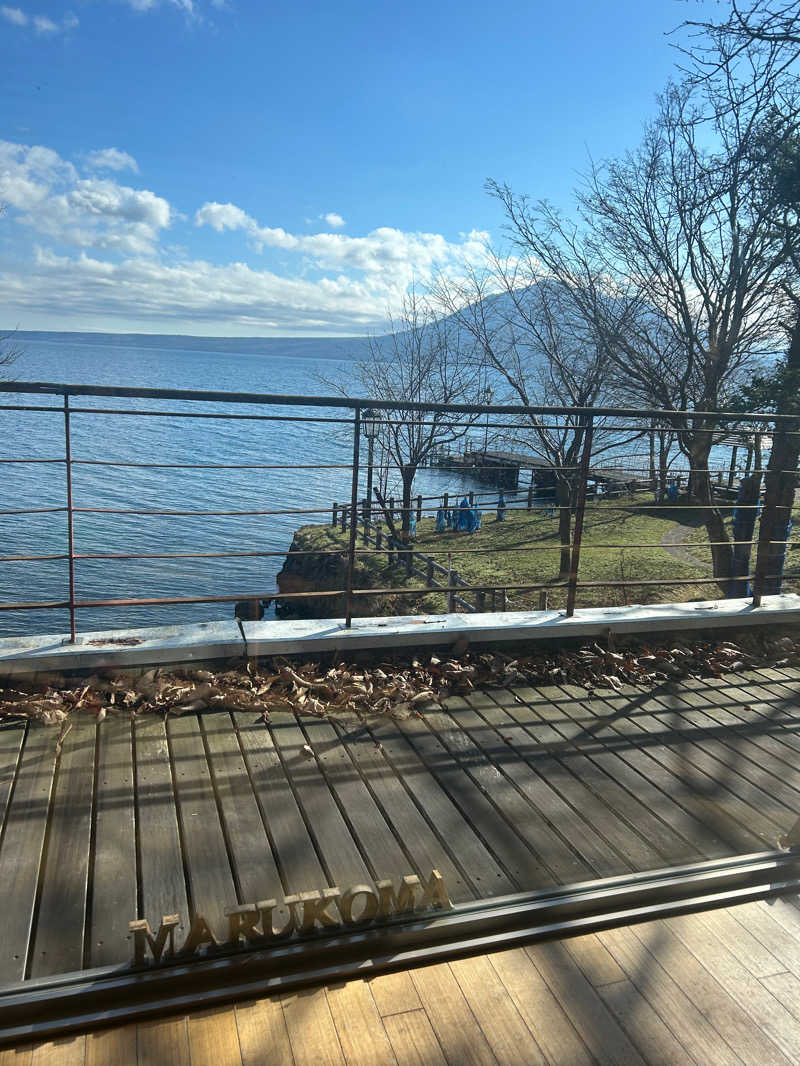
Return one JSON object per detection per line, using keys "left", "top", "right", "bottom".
{"left": 0, "top": 381, "right": 797, "bottom": 641}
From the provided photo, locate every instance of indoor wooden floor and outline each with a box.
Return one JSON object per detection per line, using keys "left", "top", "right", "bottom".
{"left": 7, "top": 894, "right": 800, "bottom": 1065}
{"left": 0, "top": 665, "right": 799, "bottom": 980}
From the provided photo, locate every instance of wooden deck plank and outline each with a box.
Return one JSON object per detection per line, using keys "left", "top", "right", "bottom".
{"left": 733, "top": 902, "right": 800, "bottom": 978}
{"left": 559, "top": 683, "right": 768, "bottom": 856}
{"left": 408, "top": 962, "right": 499, "bottom": 1066}
{"left": 465, "top": 691, "right": 630, "bottom": 879}
{"left": 186, "top": 1007, "right": 242, "bottom": 1066}
{"left": 302, "top": 717, "right": 411, "bottom": 885}
{"left": 333, "top": 720, "right": 474, "bottom": 903}
{"left": 0, "top": 1045, "right": 32, "bottom": 1066}
{"left": 29, "top": 715, "right": 96, "bottom": 978}
{"left": 200, "top": 711, "right": 283, "bottom": 905}
{"left": 268, "top": 713, "right": 371, "bottom": 889}
{"left": 234, "top": 998, "right": 293, "bottom": 1066}
{"left": 382, "top": 1010, "right": 447, "bottom": 1066}
{"left": 563, "top": 933, "right": 626, "bottom": 989}
{"left": 395, "top": 712, "right": 550, "bottom": 889}
{"left": 664, "top": 911, "right": 799, "bottom": 1063}
{"left": 0, "top": 725, "right": 59, "bottom": 983}
{"left": 326, "top": 980, "right": 397, "bottom": 1066}
{"left": 687, "top": 906, "right": 786, "bottom": 980}
{"left": 368, "top": 720, "right": 515, "bottom": 896}
{"left": 29, "top": 1037, "right": 85, "bottom": 1066}
{"left": 367, "top": 971, "right": 422, "bottom": 1018}
{"left": 647, "top": 688, "right": 800, "bottom": 825}
{"left": 281, "top": 987, "right": 346, "bottom": 1066}
{"left": 598, "top": 923, "right": 742, "bottom": 1066}
{"left": 491, "top": 688, "right": 667, "bottom": 872}
{"left": 488, "top": 947, "right": 595, "bottom": 1066}
{"left": 596, "top": 978, "right": 699, "bottom": 1066}
{"left": 134, "top": 717, "right": 189, "bottom": 934}
{"left": 525, "top": 938, "right": 648, "bottom": 1066}
{"left": 761, "top": 972, "right": 800, "bottom": 1025}
{"left": 628, "top": 918, "right": 791, "bottom": 1066}
{"left": 448, "top": 954, "right": 548, "bottom": 1065}
{"left": 433, "top": 695, "right": 594, "bottom": 884}
{"left": 232, "top": 711, "right": 327, "bottom": 895}
{"left": 556, "top": 683, "right": 747, "bottom": 862}
{"left": 88, "top": 716, "right": 136, "bottom": 968}
{"left": 168, "top": 714, "right": 238, "bottom": 935}
{"left": 587, "top": 685, "right": 775, "bottom": 850}
{"left": 518, "top": 684, "right": 725, "bottom": 866}
{"left": 84, "top": 1026, "right": 136, "bottom": 1066}
{"left": 136, "top": 1017, "right": 190, "bottom": 1066}
{"left": 0, "top": 722, "right": 25, "bottom": 834}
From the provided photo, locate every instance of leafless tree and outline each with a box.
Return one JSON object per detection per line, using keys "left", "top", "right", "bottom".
{"left": 435, "top": 257, "right": 636, "bottom": 577}
{"left": 481, "top": 62, "right": 798, "bottom": 580}
{"left": 353, "top": 291, "right": 483, "bottom": 540}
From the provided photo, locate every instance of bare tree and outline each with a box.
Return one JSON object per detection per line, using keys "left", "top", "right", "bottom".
{"left": 435, "top": 259, "right": 635, "bottom": 576}
{"left": 353, "top": 291, "right": 483, "bottom": 541}
{"left": 483, "top": 64, "right": 798, "bottom": 581}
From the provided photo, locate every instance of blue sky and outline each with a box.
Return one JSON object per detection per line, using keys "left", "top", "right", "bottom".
{"left": 1, "top": 0, "right": 706, "bottom": 335}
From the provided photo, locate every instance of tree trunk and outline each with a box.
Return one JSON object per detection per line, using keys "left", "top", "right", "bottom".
{"left": 400, "top": 465, "right": 415, "bottom": 540}
{"left": 689, "top": 435, "right": 733, "bottom": 582}
{"left": 658, "top": 432, "right": 669, "bottom": 502}
{"left": 753, "top": 312, "right": 800, "bottom": 599}
{"left": 556, "top": 478, "right": 572, "bottom": 578}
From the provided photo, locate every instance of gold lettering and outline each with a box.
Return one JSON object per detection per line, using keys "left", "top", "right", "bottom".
{"left": 338, "top": 885, "right": 378, "bottom": 923}
{"left": 299, "top": 888, "right": 342, "bottom": 932}
{"left": 376, "top": 875, "right": 421, "bottom": 918}
{"left": 129, "top": 914, "right": 180, "bottom": 965}
{"left": 180, "top": 914, "right": 218, "bottom": 954}
{"left": 225, "top": 903, "right": 261, "bottom": 944}
{"left": 420, "top": 869, "right": 453, "bottom": 910}
{"left": 257, "top": 895, "right": 300, "bottom": 939}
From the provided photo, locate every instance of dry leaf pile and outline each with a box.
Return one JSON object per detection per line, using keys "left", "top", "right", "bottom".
{"left": 1, "top": 629, "right": 798, "bottom": 725}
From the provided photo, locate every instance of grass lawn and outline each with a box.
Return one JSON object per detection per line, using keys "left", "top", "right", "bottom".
{"left": 296, "top": 496, "right": 747, "bottom": 613}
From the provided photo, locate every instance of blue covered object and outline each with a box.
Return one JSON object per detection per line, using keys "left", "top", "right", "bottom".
{"left": 496, "top": 493, "right": 506, "bottom": 521}
{"left": 471, "top": 507, "right": 482, "bottom": 532}
{"left": 435, "top": 506, "right": 447, "bottom": 533}
{"left": 458, "top": 497, "right": 471, "bottom": 531}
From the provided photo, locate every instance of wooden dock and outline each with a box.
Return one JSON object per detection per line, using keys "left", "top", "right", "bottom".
{"left": 1, "top": 665, "right": 799, "bottom": 982}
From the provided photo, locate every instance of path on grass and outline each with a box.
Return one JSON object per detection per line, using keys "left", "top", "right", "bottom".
{"left": 661, "top": 523, "right": 712, "bottom": 571}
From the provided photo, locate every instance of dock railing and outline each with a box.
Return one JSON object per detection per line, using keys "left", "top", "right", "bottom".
{"left": 0, "top": 381, "right": 797, "bottom": 640}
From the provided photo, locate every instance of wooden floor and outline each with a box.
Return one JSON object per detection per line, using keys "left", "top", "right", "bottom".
{"left": 0, "top": 665, "right": 799, "bottom": 980}
{"left": 8, "top": 894, "right": 800, "bottom": 1065}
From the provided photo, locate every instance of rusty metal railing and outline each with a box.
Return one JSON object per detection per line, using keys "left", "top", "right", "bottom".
{"left": 0, "top": 382, "right": 797, "bottom": 641}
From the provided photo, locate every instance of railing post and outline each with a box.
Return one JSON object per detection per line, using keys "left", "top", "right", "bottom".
{"left": 416, "top": 494, "right": 422, "bottom": 523}
{"left": 63, "top": 393, "right": 77, "bottom": 643}
{"left": 344, "top": 407, "right": 361, "bottom": 628}
{"left": 565, "top": 415, "right": 595, "bottom": 618}
{"left": 447, "top": 553, "right": 455, "bottom": 612}
{"left": 332, "top": 502, "right": 338, "bottom": 526}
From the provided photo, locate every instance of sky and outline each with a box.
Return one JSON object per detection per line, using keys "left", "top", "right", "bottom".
{"left": 0, "top": 0, "right": 710, "bottom": 336}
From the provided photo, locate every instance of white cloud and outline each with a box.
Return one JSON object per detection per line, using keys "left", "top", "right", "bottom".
{"left": 195, "top": 201, "right": 489, "bottom": 290}
{"left": 33, "top": 13, "right": 57, "bottom": 31}
{"left": 86, "top": 147, "right": 139, "bottom": 174}
{"left": 1, "top": 138, "right": 492, "bottom": 335}
{"left": 0, "top": 140, "right": 170, "bottom": 255}
{"left": 323, "top": 212, "right": 345, "bottom": 229}
{"left": 0, "top": 6, "right": 27, "bottom": 25}
{"left": 2, "top": 7, "right": 78, "bottom": 32}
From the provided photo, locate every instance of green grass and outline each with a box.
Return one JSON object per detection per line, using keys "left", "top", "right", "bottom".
{"left": 297, "top": 496, "right": 741, "bottom": 614}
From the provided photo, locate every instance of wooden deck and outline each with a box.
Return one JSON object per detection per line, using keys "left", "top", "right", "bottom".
{"left": 0, "top": 665, "right": 799, "bottom": 981}
{"left": 8, "top": 894, "right": 800, "bottom": 1065}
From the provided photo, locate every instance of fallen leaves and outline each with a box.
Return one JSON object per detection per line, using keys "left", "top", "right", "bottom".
{"left": 0, "top": 628, "right": 798, "bottom": 726}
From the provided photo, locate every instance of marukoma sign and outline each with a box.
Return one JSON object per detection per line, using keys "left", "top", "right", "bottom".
{"left": 129, "top": 870, "right": 452, "bottom": 965}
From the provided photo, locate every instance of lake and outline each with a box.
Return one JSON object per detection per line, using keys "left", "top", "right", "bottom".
{"left": 0, "top": 333, "right": 496, "bottom": 637}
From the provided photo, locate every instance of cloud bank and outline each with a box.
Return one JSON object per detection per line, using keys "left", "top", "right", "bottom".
{"left": 0, "top": 139, "right": 490, "bottom": 335}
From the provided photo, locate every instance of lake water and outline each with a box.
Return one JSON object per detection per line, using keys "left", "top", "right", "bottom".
{"left": 0, "top": 333, "right": 496, "bottom": 637}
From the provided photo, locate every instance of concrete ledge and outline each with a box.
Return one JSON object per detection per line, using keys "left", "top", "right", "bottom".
{"left": 1, "top": 594, "right": 799, "bottom": 678}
